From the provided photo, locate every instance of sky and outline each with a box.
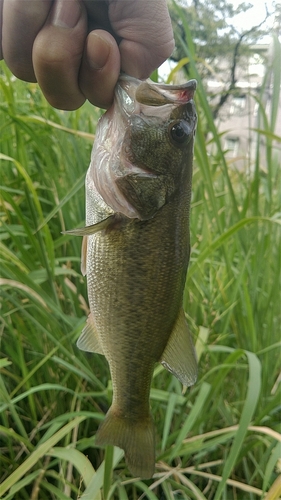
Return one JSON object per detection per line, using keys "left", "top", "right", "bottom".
{"left": 176, "top": 0, "right": 277, "bottom": 35}
{"left": 229, "top": 0, "right": 276, "bottom": 33}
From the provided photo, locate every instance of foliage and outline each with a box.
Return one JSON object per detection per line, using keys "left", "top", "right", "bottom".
{"left": 170, "top": 0, "right": 271, "bottom": 56}
{"left": 169, "top": 0, "right": 276, "bottom": 117}
{"left": 0, "top": 26, "right": 281, "bottom": 500}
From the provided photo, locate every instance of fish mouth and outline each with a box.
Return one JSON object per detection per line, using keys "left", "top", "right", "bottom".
{"left": 115, "top": 74, "right": 197, "bottom": 119}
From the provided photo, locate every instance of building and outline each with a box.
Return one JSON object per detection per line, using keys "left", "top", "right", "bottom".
{"left": 208, "top": 41, "right": 281, "bottom": 171}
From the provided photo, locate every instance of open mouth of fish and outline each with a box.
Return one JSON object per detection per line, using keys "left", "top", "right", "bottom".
{"left": 117, "top": 74, "right": 196, "bottom": 111}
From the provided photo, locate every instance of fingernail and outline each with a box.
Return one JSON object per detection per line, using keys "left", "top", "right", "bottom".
{"left": 87, "top": 33, "right": 111, "bottom": 70}
{"left": 52, "top": 0, "right": 81, "bottom": 29}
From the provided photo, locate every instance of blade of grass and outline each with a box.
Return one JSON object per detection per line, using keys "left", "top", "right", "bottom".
{"left": 47, "top": 446, "right": 96, "bottom": 487}
{"left": 103, "top": 445, "right": 114, "bottom": 500}
{"left": 262, "top": 442, "right": 281, "bottom": 493}
{"left": 35, "top": 172, "right": 85, "bottom": 232}
{"left": 161, "top": 392, "right": 179, "bottom": 452}
{"left": 79, "top": 447, "right": 123, "bottom": 500}
{"left": 1, "top": 471, "right": 43, "bottom": 500}
{"left": 0, "top": 416, "right": 86, "bottom": 497}
{"left": 187, "top": 216, "right": 280, "bottom": 280}
{"left": 213, "top": 349, "right": 262, "bottom": 500}
{"left": 171, "top": 382, "right": 211, "bottom": 460}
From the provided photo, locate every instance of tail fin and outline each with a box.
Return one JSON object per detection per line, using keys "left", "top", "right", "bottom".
{"left": 95, "top": 406, "right": 155, "bottom": 479}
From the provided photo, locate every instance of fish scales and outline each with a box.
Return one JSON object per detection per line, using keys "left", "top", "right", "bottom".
{"left": 66, "top": 75, "right": 198, "bottom": 478}
{"left": 88, "top": 203, "right": 188, "bottom": 395}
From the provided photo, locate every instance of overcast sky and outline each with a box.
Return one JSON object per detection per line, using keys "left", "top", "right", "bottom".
{"left": 229, "top": 1, "right": 276, "bottom": 33}
{"left": 177, "top": 1, "right": 277, "bottom": 35}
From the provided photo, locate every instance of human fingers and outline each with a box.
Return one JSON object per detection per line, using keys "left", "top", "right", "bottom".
{"left": 108, "top": 0, "right": 175, "bottom": 79}
{"left": 1, "top": 0, "right": 53, "bottom": 81}
{"left": 33, "top": 1, "right": 120, "bottom": 110}
{"left": 32, "top": 0, "right": 89, "bottom": 110}
{"left": 79, "top": 29, "right": 120, "bottom": 109}
{"left": 1, "top": 0, "right": 120, "bottom": 109}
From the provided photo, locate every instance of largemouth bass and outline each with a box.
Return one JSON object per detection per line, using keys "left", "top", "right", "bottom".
{"left": 67, "top": 75, "right": 198, "bottom": 478}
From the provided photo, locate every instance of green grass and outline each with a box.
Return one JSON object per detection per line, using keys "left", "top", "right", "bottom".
{"left": 0, "top": 29, "right": 280, "bottom": 500}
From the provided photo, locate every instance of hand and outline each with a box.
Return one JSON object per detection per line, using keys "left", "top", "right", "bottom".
{"left": 0, "top": 0, "right": 174, "bottom": 110}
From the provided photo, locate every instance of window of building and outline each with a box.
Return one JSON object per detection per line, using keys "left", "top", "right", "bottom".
{"left": 230, "top": 95, "right": 246, "bottom": 115}
{"left": 225, "top": 136, "right": 239, "bottom": 157}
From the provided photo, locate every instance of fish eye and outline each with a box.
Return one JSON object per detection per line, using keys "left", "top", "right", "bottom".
{"left": 169, "top": 120, "right": 191, "bottom": 145}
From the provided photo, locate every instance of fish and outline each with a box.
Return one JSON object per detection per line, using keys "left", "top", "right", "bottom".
{"left": 65, "top": 75, "right": 198, "bottom": 479}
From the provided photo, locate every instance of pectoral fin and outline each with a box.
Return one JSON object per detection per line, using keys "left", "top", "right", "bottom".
{"left": 160, "top": 310, "right": 197, "bottom": 387}
{"left": 77, "top": 313, "right": 104, "bottom": 355}
{"left": 62, "top": 215, "right": 115, "bottom": 236}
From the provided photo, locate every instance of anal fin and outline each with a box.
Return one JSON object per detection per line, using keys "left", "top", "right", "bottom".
{"left": 77, "top": 313, "right": 104, "bottom": 355}
{"left": 160, "top": 309, "right": 197, "bottom": 387}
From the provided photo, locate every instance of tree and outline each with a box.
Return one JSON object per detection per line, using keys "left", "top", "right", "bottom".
{"left": 168, "top": 0, "right": 273, "bottom": 118}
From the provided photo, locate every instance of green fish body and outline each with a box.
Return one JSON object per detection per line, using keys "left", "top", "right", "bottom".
{"left": 68, "top": 76, "right": 198, "bottom": 478}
